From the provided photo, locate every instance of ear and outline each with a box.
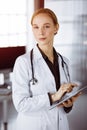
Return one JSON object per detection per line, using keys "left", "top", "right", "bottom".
{"left": 54, "top": 23, "right": 59, "bottom": 35}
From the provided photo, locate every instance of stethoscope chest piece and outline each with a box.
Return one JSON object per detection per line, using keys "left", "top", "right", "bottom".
{"left": 29, "top": 78, "right": 38, "bottom": 85}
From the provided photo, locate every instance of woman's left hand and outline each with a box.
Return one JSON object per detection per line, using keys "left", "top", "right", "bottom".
{"left": 58, "top": 92, "right": 82, "bottom": 108}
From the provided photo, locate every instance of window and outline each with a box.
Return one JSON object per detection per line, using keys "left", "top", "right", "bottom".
{"left": 0, "top": 0, "right": 27, "bottom": 47}
{"left": 45, "top": 0, "right": 87, "bottom": 86}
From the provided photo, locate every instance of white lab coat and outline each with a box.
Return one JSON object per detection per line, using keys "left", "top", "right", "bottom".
{"left": 12, "top": 45, "right": 70, "bottom": 130}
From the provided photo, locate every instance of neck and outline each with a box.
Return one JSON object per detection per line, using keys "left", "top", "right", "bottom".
{"left": 38, "top": 44, "right": 54, "bottom": 63}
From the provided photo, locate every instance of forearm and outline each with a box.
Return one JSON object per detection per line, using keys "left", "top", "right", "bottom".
{"left": 12, "top": 93, "right": 51, "bottom": 113}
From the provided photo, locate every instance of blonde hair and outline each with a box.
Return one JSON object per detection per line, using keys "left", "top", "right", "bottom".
{"left": 31, "top": 8, "right": 59, "bottom": 26}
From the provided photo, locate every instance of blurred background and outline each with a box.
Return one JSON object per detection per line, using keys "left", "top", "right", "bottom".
{"left": 0, "top": 0, "right": 87, "bottom": 130}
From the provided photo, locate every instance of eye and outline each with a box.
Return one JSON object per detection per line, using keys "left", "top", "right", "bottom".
{"left": 45, "top": 25, "right": 50, "bottom": 28}
{"left": 33, "top": 26, "right": 39, "bottom": 29}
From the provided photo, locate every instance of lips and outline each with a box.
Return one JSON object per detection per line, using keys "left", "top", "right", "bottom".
{"left": 39, "top": 38, "right": 46, "bottom": 41}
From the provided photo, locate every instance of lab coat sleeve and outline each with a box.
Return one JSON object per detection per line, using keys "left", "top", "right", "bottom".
{"left": 12, "top": 56, "right": 51, "bottom": 114}
{"left": 63, "top": 106, "right": 73, "bottom": 113}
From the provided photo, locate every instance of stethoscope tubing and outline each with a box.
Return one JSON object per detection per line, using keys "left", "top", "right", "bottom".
{"left": 58, "top": 53, "right": 71, "bottom": 83}
{"left": 30, "top": 49, "right": 71, "bottom": 85}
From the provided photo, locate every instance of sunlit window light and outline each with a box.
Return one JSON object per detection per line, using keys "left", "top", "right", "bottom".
{"left": 0, "top": 0, "right": 27, "bottom": 47}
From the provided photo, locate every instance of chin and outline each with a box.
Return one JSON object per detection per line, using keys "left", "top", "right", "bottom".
{"left": 38, "top": 42, "right": 47, "bottom": 46}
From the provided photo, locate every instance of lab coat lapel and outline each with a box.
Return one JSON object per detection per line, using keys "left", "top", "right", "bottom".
{"left": 33, "top": 45, "right": 56, "bottom": 91}
{"left": 33, "top": 45, "right": 67, "bottom": 86}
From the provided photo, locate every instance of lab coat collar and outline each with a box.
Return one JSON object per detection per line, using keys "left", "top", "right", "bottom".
{"left": 32, "top": 44, "right": 58, "bottom": 62}
{"left": 33, "top": 44, "right": 45, "bottom": 61}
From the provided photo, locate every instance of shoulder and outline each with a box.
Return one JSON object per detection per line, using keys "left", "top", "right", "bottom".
{"left": 58, "top": 52, "right": 69, "bottom": 65}
{"left": 15, "top": 52, "right": 29, "bottom": 63}
{"left": 62, "top": 56, "right": 69, "bottom": 64}
{"left": 13, "top": 51, "right": 31, "bottom": 70}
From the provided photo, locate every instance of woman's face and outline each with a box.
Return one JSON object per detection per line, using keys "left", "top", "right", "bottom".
{"left": 32, "top": 13, "right": 58, "bottom": 46}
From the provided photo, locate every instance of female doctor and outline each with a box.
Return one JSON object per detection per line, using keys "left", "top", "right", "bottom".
{"left": 12, "top": 8, "right": 80, "bottom": 130}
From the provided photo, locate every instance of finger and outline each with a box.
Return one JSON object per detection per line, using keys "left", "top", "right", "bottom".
{"left": 63, "top": 99, "right": 73, "bottom": 107}
{"left": 63, "top": 99, "right": 72, "bottom": 105}
{"left": 67, "top": 88, "right": 73, "bottom": 93}
{"left": 58, "top": 104, "right": 63, "bottom": 107}
{"left": 70, "top": 83, "right": 78, "bottom": 88}
{"left": 66, "top": 83, "right": 78, "bottom": 93}
{"left": 73, "top": 92, "right": 82, "bottom": 99}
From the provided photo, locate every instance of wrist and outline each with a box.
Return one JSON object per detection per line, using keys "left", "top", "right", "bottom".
{"left": 50, "top": 91, "right": 62, "bottom": 103}
{"left": 51, "top": 93, "right": 57, "bottom": 103}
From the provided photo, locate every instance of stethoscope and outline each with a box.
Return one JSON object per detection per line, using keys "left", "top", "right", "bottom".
{"left": 29, "top": 49, "right": 71, "bottom": 85}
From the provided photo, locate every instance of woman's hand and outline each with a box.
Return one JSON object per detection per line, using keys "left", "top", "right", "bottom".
{"left": 51, "top": 83, "right": 78, "bottom": 103}
{"left": 58, "top": 92, "right": 82, "bottom": 108}
{"left": 59, "top": 83, "right": 78, "bottom": 94}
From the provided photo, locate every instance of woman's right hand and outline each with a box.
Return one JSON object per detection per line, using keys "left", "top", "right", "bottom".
{"left": 59, "top": 82, "right": 78, "bottom": 94}
{"left": 51, "top": 83, "right": 78, "bottom": 103}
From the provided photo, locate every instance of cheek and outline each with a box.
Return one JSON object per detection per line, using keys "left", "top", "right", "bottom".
{"left": 47, "top": 31, "right": 54, "bottom": 37}
{"left": 32, "top": 31, "right": 38, "bottom": 38}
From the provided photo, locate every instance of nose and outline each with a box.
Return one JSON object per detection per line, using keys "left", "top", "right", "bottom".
{"left": 39, "top": 27, "right": 44, "bottom": 35}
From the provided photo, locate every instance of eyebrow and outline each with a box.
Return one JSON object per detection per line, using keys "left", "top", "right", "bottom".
{"left": 32, "top": 23, "right": 51, "bottom": 26}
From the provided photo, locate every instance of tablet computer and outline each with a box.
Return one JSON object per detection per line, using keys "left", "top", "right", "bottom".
{"left": 49, "top": 85, "right": 87, "bottom": 110}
